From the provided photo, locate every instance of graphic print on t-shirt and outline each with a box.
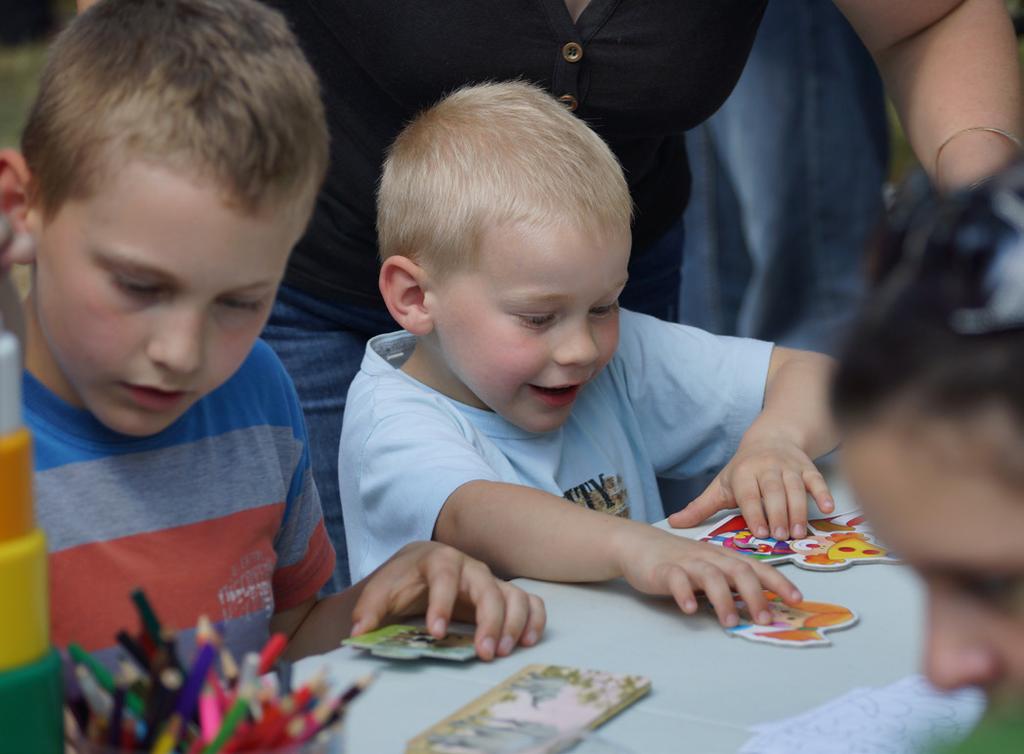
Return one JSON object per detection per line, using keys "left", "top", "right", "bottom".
{"left": 563, "top": 473, "right": 630, "bottom": 518}
{"left": 218, "top": 548, "right": 275, "bottom": 621}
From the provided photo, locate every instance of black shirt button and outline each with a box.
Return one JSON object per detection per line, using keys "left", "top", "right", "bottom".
{"left": 557, "top": 94, "right": 578, "bottom": 111}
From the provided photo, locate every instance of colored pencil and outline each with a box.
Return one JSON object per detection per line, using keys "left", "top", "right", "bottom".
{"left": 70, "top": 642, "right": 146, "bottom": 717}
{"left": 130, "top": 588, "right": 163, "bottom": 645}
{"left": 68, "top": 603, "right": 354, "bottom": 752}
{"left": 201, "top": 693, "right": 250, "bottom": 754}
{"left": 108, "top": 685, "right": 125, "bottom": 747}
{"left": 116, "top": 629, "right": 153, "bottom": 670}
{"left": 257, "top": 633, "right": 288, "bottom": 675}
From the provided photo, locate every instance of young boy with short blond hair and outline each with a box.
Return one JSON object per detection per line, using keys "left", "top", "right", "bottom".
{"left": 342, "top": 81, "right": 840, "bottom": 630}
{"left": 0, "top": 0, "right": 544, "bottom": 664}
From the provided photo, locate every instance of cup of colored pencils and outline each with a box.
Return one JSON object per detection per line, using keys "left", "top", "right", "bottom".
{"left": 65, "top": 589, "right": 373, "bottom": 753}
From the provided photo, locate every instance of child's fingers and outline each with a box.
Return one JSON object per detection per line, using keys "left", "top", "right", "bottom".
{"left": 716, "top": 557, "right": 773, "bottom": 625}
{"left": 783, "top": 469, "right": 809, "bottom": 538}
{"left": 348, "top": 581, "right": 393, "bottom": 637}
{"left": 756, "top": 469, "right": 790, "bottom": 540}
{"left": 421, "top": 553, "right": 462, "bottom": 638}
{"left": 733, "top": 474, "right": 769, "bottom": 539}
{"left": 726, "top": 575, "right": 772, "bottom": 627}
{"left": 522, "top": 594, "right": 546, "bottom": 646}
{"left": 666, "top": 477, "right": 725, "bottom": 528}
{"left": 497, "top": 581, "right": 548, "bottom": 655}
{"left": 803, "top": 468, "right": 835, "bottom": 514}
{"left": 688, "top": 562, "right": 738, "bottom": 627}
{"left": 462, "top": 564, "right": 505, "bottom": 661}
{"left": 747, "top": 557, "right": 802, "bottom": 605}
{"left": 664, "top": 565, "right": 698, "bottom": 615}
{"left": 494, "top": 584, "right": 531, "bottom": 657}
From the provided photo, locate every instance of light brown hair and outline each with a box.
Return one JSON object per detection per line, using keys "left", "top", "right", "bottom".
{"left": 21, "top": 0, "right": 328, "bottom": 219}
{"left": 377, "top": 81, "right": 632, "bottom": 276}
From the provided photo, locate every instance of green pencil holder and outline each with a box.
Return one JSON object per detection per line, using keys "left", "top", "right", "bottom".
{"left": 0, "top": 646, "right": 64, "bottom": 754}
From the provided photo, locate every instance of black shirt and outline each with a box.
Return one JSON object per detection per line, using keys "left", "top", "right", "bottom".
{"left": 268, "top": 0, "right": 767, "bottom": 307}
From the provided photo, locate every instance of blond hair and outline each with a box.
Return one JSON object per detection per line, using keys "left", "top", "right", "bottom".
{"left": 377, "top": 81, "right": 632, "bottom": 276}
{"left": 21, "top": 0, "right": 328, "bottom": 219}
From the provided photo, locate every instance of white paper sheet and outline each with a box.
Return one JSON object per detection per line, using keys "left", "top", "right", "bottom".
{"left": 739, "top": 675, "right": 985, "bottom": 754}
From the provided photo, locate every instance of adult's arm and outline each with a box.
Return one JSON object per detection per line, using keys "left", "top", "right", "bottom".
{"left": 837, "top": 0, "right": 1023, "bottom": 188}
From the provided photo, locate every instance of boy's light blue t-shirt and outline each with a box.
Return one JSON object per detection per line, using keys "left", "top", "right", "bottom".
{"left": 340, "top": 309, "right": 774, "bottom": 581}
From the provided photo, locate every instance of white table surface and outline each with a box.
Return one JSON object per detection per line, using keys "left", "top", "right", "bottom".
{"left": 295, "top": 480, "right": 925, "bottom": 754}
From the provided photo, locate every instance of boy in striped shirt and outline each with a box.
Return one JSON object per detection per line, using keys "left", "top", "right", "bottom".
{"left": 0, "top": 0, "right": 544, "bottom": 665}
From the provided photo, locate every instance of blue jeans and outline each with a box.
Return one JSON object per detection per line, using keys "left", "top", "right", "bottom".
{"left": 679, "top": 0, "right": 888, "bottom": 355}
{"left": 264, "top": 223, "right": 684, "bottom": 591}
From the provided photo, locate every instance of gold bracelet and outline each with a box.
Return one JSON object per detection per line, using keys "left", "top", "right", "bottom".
{"left": 934, "top": 126, "right": 1024, "bottom": 186}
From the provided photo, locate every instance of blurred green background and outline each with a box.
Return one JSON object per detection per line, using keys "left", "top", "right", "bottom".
{"left": 0, "top": 1, "right": 74, "bottom": 150}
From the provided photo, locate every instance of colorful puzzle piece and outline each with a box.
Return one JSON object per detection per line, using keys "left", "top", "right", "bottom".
{"left": 725, "top": 592, "right": 858, "bottom": 648}
{"left": 702, "top": 511, "right": 900, "bottom": 570}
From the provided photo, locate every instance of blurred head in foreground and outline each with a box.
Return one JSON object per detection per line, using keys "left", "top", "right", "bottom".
{"left": 833, "top": 164, "right": 1024, "bottom": 704}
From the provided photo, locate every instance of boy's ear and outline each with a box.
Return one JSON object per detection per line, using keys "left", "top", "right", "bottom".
{"left": 0, "top": 149, "right": 39, "bottom": 263}
{"left": 379, "top": 255, "right": 435, "bottom": 335}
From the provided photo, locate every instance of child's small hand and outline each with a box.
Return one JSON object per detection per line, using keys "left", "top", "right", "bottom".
{"left": 616, "top": 524, "right": 803, "bottom": 627}
{"left": 667, "top": 433, "right": 834, "bottom": 540}
{"left": 349, "top": 541, "right": 546, "bottom": 661}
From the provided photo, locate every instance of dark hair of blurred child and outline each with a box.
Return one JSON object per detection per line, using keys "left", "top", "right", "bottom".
{"left": 833, "top": 163, "right": 1024, "bottom": 751}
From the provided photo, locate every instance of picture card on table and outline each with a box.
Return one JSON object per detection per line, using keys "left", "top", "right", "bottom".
{"left": 407, "top": 664, "right": 651, "bottom": 754}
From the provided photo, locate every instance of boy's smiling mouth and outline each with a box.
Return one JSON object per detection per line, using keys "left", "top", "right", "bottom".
{"left": 529, "top": 383, "right": 580, "bottom": 408}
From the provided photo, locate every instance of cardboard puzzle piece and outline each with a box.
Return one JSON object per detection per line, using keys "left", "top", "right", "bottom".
{"left": 701, "top": 511, "right": 900, "bottom": 571}
{"left": 725, "top": 592, "right": 858, "bottom": 648}
{"left": 343, "top": 624, "right": 476, "bottom": 661}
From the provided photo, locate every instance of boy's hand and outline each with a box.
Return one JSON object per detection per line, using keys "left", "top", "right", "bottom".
{"left": 615, "top": 523, "right": 803, "bottom": 627}
{"left": 349, "top": 541, "right": 546, "bottom": 661}
{"left": 667, "top": 432, "right": 834, "bottom": 539}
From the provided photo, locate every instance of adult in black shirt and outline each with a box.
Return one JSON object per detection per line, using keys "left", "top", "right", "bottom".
{"left": 254, "top": 0, "right": 1022, "bottom": 591}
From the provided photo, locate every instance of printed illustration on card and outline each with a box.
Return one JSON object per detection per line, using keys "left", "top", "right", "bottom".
{"left": 406, "top": 664, "right": 650, "bottom": 754}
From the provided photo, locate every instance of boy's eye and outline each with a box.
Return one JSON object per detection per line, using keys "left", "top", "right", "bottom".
{"left": 115, "top": 277, "right": 163, "bottom": 297}
{"left": 517, "top": 313, "right": 555, "bottom": 328}
{"left": 967, "top": 575, "right": 1024, "bottom": 611}
{"left": 590, "top": 301, "right": 620, "bottom": 317}
{"left": 219, "top": 297, "right": 265, "bottom": 312}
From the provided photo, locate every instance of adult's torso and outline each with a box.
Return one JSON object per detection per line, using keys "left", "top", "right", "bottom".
{"left": 269, "top": 0, "right": 766, "bottom": 306}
